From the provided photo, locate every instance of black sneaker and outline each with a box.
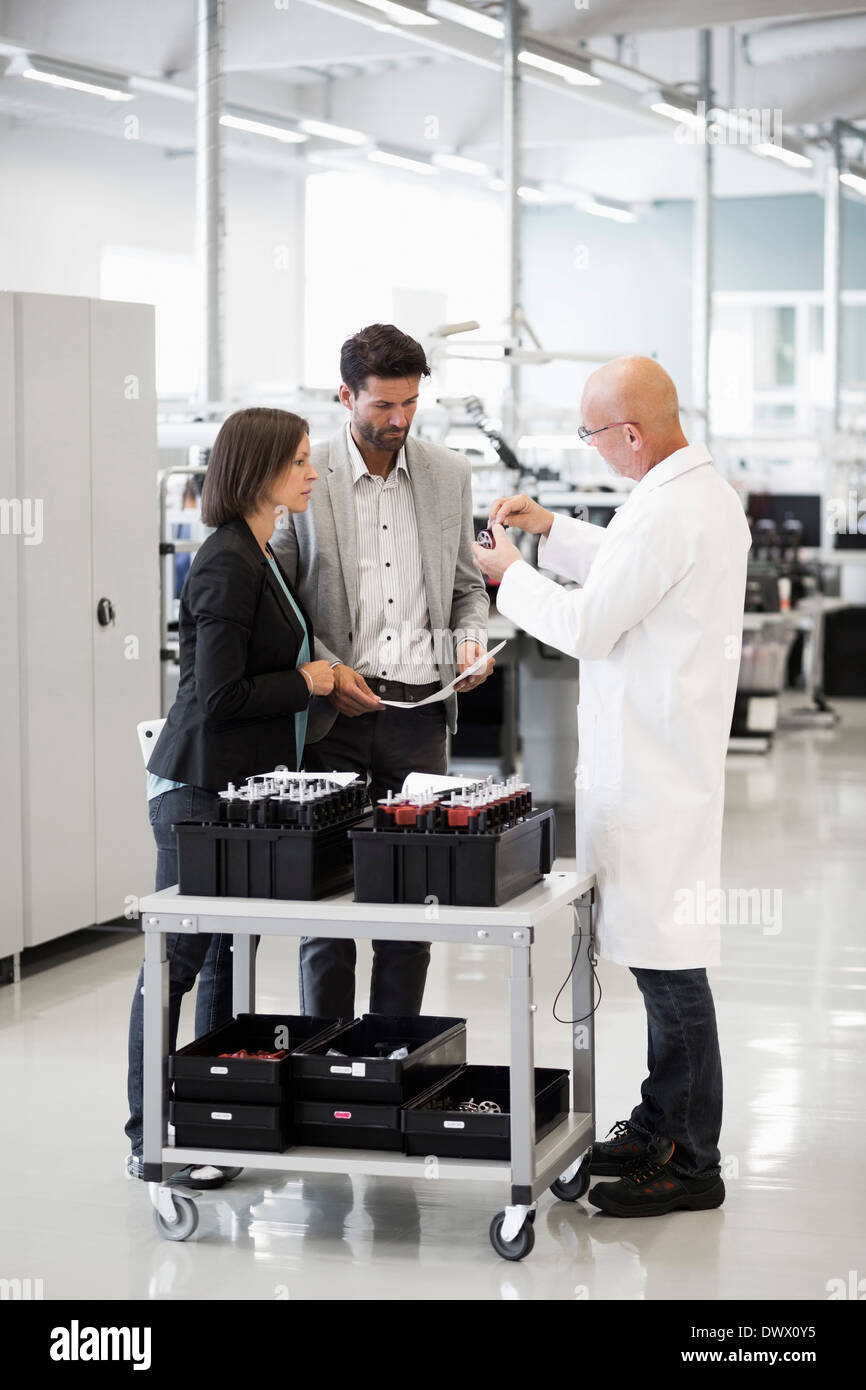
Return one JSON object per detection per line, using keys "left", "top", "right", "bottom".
{"left": 589, "top": 1120, "right": 652, "bottom": 1176}
{"left": 588, "top": 1137, "right": 725, "bottom": 1217}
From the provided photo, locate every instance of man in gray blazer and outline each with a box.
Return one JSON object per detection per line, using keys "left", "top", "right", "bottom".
{"left": 271, "top": 323, "right": 491, "bottom": 1018}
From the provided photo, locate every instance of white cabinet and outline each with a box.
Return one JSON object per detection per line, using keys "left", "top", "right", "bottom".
{"left": 0, "top": 292, "right": 160, "bottom": 953}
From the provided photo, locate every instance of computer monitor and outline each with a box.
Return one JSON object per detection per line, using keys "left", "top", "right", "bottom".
{"left": 747, "top": 493, "right": 822, "bottom": 548}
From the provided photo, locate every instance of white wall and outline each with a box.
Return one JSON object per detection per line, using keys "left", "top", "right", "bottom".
{"left": 0, "top": 123, "right": 306, "bottom": 399}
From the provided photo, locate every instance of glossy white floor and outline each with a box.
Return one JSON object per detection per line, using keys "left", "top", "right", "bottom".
{"left": 1, "top": 697, "right": 864, "bottom": 1302}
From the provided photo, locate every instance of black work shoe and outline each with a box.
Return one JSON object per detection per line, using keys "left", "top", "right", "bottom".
{"left": 589, "top": 1120, "right": 652, "bottom": 1176}
{"left": 589, "top": 1137, "right": 725, "bottom": 1217}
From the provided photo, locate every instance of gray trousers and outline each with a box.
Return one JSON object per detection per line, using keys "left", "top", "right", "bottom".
{"left": 299, "top": 685, "right": 447, "bottom": 1019}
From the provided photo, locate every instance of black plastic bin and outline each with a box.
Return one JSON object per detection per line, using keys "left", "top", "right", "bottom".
{"left": 175, "top": 813, "right": 371, "bottom": 900}
{"left": 291, "top": 1013, "right": 467, "bottom": 1103}
{"left": 349, "top": 808, "right": 555, "bottom": 907}
{"left": 170, "top": 1013, "right": 346, "bottom": 1104}
{"left": 402, "top": 1064, "right": 570, "bottom": 1159}
{"left": 292, "top": 1098, "right": 404, "bottom": 1151}
{"left": 169, "top": 1098, "right": 292, "bottom": 1153}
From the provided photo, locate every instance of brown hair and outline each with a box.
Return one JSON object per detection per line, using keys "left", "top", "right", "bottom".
{"left": 201, "top": 408, "right": 310, "bottom": 527}
{"left": 340, "top": 323, "right": 430, "bottom": 395}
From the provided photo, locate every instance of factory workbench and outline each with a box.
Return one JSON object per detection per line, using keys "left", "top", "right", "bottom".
{"left": 138, "top": 870, "right": 597, "bottom": 1260}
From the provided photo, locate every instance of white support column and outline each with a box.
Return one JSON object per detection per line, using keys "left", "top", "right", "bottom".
{"left": 691, "top": 28, "right": 713, "bottom": 442}
{"left": 196, "top": 0, "right": 225, "bottom": 414}
{"left": 823, "top": 122, "right": 842, "bottom": 434}
{"left": 502, "top": 0, "right": 522, "bottom": 439}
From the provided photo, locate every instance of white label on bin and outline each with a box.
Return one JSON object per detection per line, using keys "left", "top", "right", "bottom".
{"left": 211, "top": 1112, "right": 232, "bottom": 1121}
{"left": 329, "top": 1065, "right": 352, "bottom": 1075}
{"left": 351, "top": 1062, "right": 366, "bottom": 1077}
{"left": 210, "top": 1066, "right": 229, "bottom": 1075}
{"left": 747, "top": 695, "right": 778, "bottom": 732}
{"left": 444, "top": 1120, "right": 465, "bottom": 1129}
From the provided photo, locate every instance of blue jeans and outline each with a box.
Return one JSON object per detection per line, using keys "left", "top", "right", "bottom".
{"left": 628, "top": 967, "right": 723, "bottom": 1179}
{"left": 125, "top": 785, "right": 235, "bottom": 1158}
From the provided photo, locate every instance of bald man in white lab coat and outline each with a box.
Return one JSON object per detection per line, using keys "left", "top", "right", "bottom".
{"left": 474, "top": 356, "right": 751, "bottom": 1218}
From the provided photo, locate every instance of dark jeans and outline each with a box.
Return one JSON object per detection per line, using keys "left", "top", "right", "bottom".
{"left": 628, "top": 966, "right": 723, "bottom": 1179}
{"left": 299, "top": 693, "right": 447, "bottom": 1019}
{"left": 125, "top": 785, "right": 235, "bottom": 1158}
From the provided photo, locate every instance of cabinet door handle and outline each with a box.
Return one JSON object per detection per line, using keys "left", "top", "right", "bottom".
{"left": 96, "top": 597, "right": 116, "bottom": 627}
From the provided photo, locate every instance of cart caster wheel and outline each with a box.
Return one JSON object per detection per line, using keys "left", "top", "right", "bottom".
{"left": 550, "top": 1154, "right": 591, "bottom": 1202}
{"left": 489, "top": 1211, "right": 536, "bottom": 1261}
{"left": 219, "top": 1167, "right": 244, "bottom": 1181}
{"left": 153, "top": 1193, "right": 199, "bottom": 1242}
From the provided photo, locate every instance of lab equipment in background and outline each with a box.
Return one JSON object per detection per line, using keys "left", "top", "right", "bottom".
{"left": 748, "top": 492, "right": 822, "bottom": 548}
{"left": 517, "top": 634, "right": 580, "bottom": 812}
{"left": 730, "top": 618, "right": 798, "bottom": 753}
{"left": 449, "top": 616, "right": 519, "bottom": 779}
{"left": 158, "top": 452, "right": 211, "bottom": 713}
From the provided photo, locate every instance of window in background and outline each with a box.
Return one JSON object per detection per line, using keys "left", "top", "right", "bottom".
{"left": 845, "top": 308, "right": 866, "bottom": 422}
{"left": 100, "top": 246, "right": 197, "bottom": 400}
{"left": 711, "top": 292, "right": 866, "bottom": 435}
{"left": 304, "top": 169, "right": 505, "bottom": 408}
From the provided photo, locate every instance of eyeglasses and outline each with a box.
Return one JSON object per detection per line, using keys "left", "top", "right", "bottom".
{"left": 577, "top": 421, "right": 638, "bottom": 442}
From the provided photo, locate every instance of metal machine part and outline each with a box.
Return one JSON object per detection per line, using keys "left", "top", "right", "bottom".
{"left": 214, "top": 772, "right": 368, "bottom": 831}
{"left": 373, "top": 775, "right": 532, "bottom": 834}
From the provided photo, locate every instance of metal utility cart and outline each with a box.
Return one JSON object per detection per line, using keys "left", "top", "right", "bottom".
{"left": 138, "top": 870, "right": 596, "bottom": 1261}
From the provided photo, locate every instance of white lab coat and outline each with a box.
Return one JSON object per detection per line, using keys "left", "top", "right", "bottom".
{"left": 496, "top": 443, "right": 751, "bottom": 969}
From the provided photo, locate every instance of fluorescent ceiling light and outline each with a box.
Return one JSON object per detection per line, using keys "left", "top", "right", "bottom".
{"left": 369, "top": 148, "right": 436, "bottom": 174}
{"left": 299, "top": 118, "right": 366, "bottom": 145}
{"left": 426, "top": 0, "right": 502, "bottom": 35}
{"left": 517, "top": 185, "right": 549, "bottom": 202}
{"left": 488, "top": 177, "right": 505, "bottom": 191}
{"left": 590, "top": 58, "right": 656, "bottom": 93}
{"left": 518, "top": 49, "right": 601, "bottom": 86}
{"left": 220, "top": 111, "right": 307, "bottom": 142}
{"left": 354, "top": 0, "right": 438, "bottom": 24}
{"left": 434, "top": 152, "right": 489, "bottom": 176}
{"left": 580, "top": 198, "right": 638, "bottom": 223}
{"left": 753, "top": 141, "right": 812, "bottom": 169}
{"left": 650, "top": 99, "right": 703, "bottom": 130}
{"left": 9, "top": 53, "right": 132, "bottom": 101}
{"left": 840, "top": 167, "right": 866, "bottom": 196}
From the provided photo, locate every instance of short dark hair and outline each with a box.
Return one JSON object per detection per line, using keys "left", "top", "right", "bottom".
{"left": 201, "top": 407, "right": 309, "bottom": 528}
{"left": 340, "top": 323, "right": 431, "bottom": 395}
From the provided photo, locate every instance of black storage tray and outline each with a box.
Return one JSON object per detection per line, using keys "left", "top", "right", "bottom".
{"left": 349, "top": 807, "right": 555, "bottom": 907}
{"left": 170, "top": 1013, "right": 346, "bottom": 1104}
{"left": 402, "top": 1064, "right": 570, "bottom": 1160}
{"left": 292, "top": 1098, "right": 403, "bottom": 1151}
{"left": 291, "top": 1013, "right": 466, "bottom": 1102}
{"left": 169, "top": 1099, "right": 292, "bottom": 1153}
{"left": 175, "top": 811, "right": 371, "bottom": 900}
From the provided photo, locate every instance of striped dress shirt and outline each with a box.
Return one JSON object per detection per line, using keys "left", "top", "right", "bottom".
{"left": 345, "top": 423, "right": 439, "bottom": 684}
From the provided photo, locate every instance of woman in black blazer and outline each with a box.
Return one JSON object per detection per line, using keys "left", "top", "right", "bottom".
{"left": 125, "top": 408, "right": 334, "bottom": 1182}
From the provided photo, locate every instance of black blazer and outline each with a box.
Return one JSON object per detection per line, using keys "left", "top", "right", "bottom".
{"left": 148, "top": 516, "right": 314, "bottom": 792}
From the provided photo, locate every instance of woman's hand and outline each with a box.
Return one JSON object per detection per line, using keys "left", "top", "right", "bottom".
{"left": 300, "top": 660, "right": 336, "bottom": 697}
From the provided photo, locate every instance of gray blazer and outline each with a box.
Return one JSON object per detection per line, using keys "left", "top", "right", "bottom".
{"left": 270, "top": 427, "right": 489, "bottom": 743}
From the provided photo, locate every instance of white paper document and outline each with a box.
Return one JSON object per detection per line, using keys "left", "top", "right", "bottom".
{"left": 379, "top": 640, "right": 507, "bottom": 708}
{"left": 401, "top": 772, "right": 491, "bottom": 797}
{"left": 252, "top": 770, "right": 361, "bottom": 786}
